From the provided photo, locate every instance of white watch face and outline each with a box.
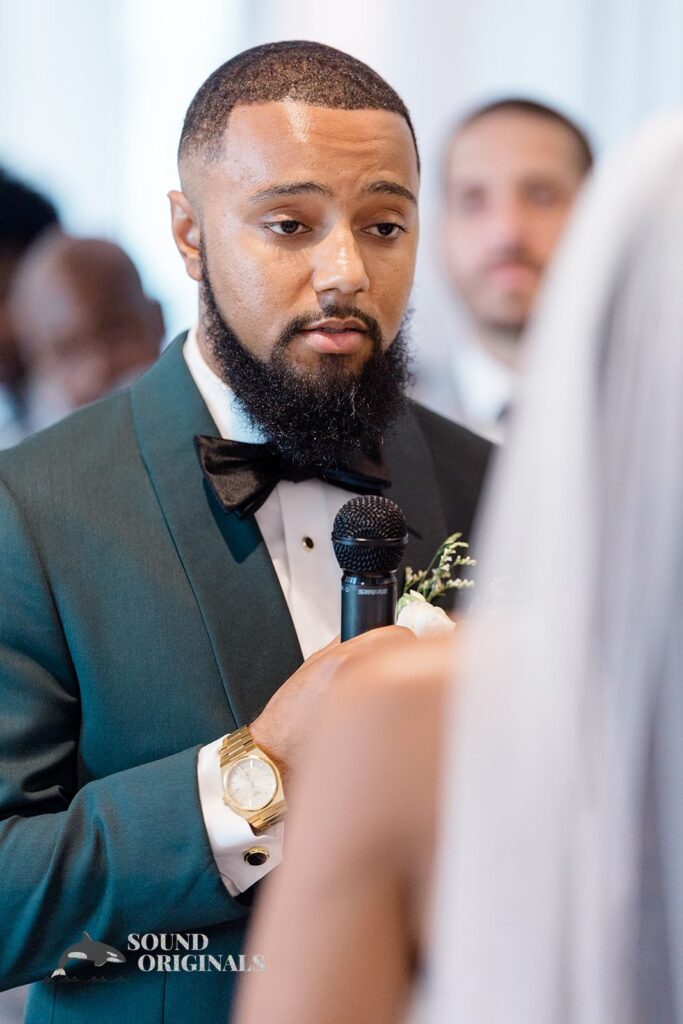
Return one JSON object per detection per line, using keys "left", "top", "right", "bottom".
{"left": 225, "top": 756, "right": 277, "bottom": 811}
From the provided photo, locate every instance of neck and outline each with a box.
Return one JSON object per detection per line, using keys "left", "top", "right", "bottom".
{"left": 476, "top": 323, "right": 523, "bottom": 369}
{"left": 196, "top": 319, "right": 225, "bottom": 381}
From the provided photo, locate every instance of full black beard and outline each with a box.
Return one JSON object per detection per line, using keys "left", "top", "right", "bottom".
{"left": 199, "top": 252, "right": 413, "bottom": 468}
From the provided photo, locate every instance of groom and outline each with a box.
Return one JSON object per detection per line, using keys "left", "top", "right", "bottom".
{"left": 0, "top": 41, "right": 491, "bottom": 1023}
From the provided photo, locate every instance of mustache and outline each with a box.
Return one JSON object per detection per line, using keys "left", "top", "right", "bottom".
{"left": 481, "top": 247, "right": 543, "bottom": 274}
{"left": 274, "top": 305, "right": 384, "bottom": 354}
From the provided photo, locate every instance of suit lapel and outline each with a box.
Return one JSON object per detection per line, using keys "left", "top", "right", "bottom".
{"left": 384, "top": 404, "right": 449, "bottom": 593}
{"left": 130, "top": 334, "right": 302, "bottom": 728}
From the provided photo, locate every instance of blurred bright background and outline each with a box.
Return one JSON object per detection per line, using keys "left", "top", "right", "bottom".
{"left": 2, "top": 0, "right": 682, "bottom": 392}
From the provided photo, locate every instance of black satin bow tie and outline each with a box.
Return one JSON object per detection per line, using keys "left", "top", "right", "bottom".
{"left": 194, "top": 435, "right": 391, "bottom": 518}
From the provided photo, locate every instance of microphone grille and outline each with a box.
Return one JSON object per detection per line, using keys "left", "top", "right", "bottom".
{"left": 332, "top": 495, "right": 408, "bottom": 573}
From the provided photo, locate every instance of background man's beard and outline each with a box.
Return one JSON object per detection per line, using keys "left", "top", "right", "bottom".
{"left": 199, "top": 256, "right": 413, "bottom": 468}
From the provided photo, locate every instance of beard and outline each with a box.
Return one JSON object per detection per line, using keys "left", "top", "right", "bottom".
{"left": 199, "top": 249, "right": 413, "bottom": 468}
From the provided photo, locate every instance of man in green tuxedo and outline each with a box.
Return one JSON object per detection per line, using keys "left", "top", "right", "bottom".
{"left": 0, "top": 41, "right": 491, "bottom": 1023}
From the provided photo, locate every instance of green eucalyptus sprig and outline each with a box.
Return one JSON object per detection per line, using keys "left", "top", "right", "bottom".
{"left": 397, "top": 532, "right": 476, "bottom": 614}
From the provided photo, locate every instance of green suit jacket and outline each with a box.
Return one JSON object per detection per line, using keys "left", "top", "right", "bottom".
{"left": 0, "top": 334, "right": 491, "bottom": 1023}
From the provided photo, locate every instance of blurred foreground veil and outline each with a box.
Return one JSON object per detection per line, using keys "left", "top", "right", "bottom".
{"left": 427, "top": 110, "right": 683, "bottom": 1024}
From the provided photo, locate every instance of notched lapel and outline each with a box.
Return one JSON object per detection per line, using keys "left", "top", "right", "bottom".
{"left": 204, "top": 481, "right": 261, "bottom": 564}
{"left": 130, "top": 335, "right": 302, "bottom": 728}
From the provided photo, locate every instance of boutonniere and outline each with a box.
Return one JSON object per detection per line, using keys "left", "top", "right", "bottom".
{"left": 396, "top": 533, "right": 476, "bottom": 636}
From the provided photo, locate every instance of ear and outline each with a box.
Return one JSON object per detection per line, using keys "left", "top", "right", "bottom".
{"left": 168, "top": 190, "right": 202, "bottom": 283}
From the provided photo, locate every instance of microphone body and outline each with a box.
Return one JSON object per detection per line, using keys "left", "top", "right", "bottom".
{"left": 340, "top": 572, "right": 398, "bottom": 642}
{"left": 332, "top": 495, "right": 409, "bottom": 642}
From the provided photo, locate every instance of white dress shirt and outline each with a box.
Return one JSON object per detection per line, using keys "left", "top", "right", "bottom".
{"left": 449, "top": 337, "right": 515, "bottom": 445}
{"left": 0, "top": 384, "right": 25, "bottom": 450}
{"left": 412, "top": 333, "right": 514, "bottom": 445}
{"left": 186, "top": 326, "right": 359, "bottom": 896}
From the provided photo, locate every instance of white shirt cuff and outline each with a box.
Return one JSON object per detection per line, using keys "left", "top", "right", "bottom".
{"left": 197, "top": 736, "right": 284, "bottom": 896}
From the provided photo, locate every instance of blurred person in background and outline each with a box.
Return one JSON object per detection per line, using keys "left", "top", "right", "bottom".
{"left": 10, "top": 234, "right": 164, "bottom": 433}
{"left": 0, "top": 168, "right": 60, "bottom": 448}
{"left": 422, "top": 98, "right": 592, "bottom": 442}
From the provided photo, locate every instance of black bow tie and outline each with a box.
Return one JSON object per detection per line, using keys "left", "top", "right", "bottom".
{"left": 194, "top": 435, "right": 391, "bottom": 518}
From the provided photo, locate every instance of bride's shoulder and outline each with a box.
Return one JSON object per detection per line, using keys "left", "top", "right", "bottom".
{"left": 326, "top": 631, "right": 456, "bottom": 718}
{"left": 299, "top": 632, "right": 457, "bottom": 865}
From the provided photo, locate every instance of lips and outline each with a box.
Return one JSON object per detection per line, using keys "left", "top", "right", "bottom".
{"left": 486, "top": 260, "right": 537, "bottom": 273}
{"left": 302, "top": 319, "right": 368, "bottom": 334}
{"left": 485, "top": 263, "right": 539, "bottom": 288}
{"left": 298, "top": 321, "right": 368, "bottom": 354}
{"left": 307, "top": 327, "right": 361, "bottom": 333}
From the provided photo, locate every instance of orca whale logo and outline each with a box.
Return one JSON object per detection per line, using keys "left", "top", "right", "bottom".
{"left": 51, "top": 931, "right": 126, "bottom": 978}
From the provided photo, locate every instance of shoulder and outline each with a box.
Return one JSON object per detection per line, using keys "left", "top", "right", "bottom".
{"left": 324, "top": 631, "right": 453, "bottom": 734}
{"left": 0, "top": 390, "right": 138, "bottom": 507}
{"left": 307, "top": 633, "right": 454, "bottom": 849}
{"left": 408, "top": 399, "right": 493, "bottom": 469}
{"left": 404, "top": 399, "right": 496, "bottom": 524}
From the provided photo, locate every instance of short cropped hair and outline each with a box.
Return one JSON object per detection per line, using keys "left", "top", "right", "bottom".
{"left": 0, "top": 168, "right": 59, "bottom": 252}
{"left": 450, "top": 97, "right": 593, "bottom": 176}
{"left": 179, "top": 40, "right": 419, "bottom": 171}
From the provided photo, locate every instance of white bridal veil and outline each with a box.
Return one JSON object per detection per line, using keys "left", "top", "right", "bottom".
{"left": 427, "top": 110, "right": 683, "bottom": 1024}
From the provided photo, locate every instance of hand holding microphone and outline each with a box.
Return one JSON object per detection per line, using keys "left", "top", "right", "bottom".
{"left": 250, "top": 496, "right": 412, "bottom": 780}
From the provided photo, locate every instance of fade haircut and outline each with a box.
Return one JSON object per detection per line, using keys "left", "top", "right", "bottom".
{"left": 450, "top": 97, "right": 593, "bottom": 176}
{"left": 178, "top": 40, "right": 419, "bottom": 171}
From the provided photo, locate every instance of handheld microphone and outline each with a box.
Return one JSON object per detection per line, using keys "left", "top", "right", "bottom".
{"left": 332, "top": 495, "right": 409, "bottom": 642}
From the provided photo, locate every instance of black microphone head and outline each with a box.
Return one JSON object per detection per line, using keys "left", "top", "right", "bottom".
{"left": 332, "top": 495, "right": 408, "bottom": 574}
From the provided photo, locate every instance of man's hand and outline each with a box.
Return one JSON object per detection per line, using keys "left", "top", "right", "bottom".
{"left": 249, "top": 625, "right": 414, "bottom": 781}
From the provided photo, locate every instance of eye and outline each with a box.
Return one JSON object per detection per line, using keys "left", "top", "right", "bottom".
{"left": 524, "top": 183, "right": 562, "bottom": 207}
{"left": 366, "top": 222, "right": 405, "bottom": 238}
{"left": 265, "top": 220, "right": 309, "bottom": 236}
{"left": 453, "top": 189, "right": 486, "bottom": 215}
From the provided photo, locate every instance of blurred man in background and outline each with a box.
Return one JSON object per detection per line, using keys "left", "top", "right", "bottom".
{"left": 0, "top": 168, "right": 60, "bottom": 448}
{"left": 10, "top": 234, "right": 164, "bottom": 433}
{"left": 429, "top": 98, "right": 592, "bottom": 441}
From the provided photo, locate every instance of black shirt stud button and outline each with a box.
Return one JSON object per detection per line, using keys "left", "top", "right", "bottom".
{"left": 301, "top": 536, "right": 314, "bottom": 550}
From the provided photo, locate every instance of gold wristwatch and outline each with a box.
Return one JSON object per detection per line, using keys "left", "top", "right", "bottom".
{"left": 219, "top": 725, "right": 286, "bottom": 832}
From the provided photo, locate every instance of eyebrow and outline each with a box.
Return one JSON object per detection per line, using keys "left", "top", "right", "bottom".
{"left": 248, "top": 179, "right": 417, "bottom": 205}
{"left": 361, "top": 180, "right": 417, "bottom": 204}
{"left": 249, "top": 181, "right": 332, "bottom": 203}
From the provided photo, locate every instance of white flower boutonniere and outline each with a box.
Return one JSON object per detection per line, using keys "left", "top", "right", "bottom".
{"left": 396, "top": 533, "right": 476, "bottom": 637}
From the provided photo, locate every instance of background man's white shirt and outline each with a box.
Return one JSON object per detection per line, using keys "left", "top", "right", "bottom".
{"left": 0, "top": 384, "right": 25, "bottom": 450}
{"left": 449, "top": 338, "right": 515, "bottom": 444}
{"left": 414, "top": 335, "right": 515, "bottom": 445}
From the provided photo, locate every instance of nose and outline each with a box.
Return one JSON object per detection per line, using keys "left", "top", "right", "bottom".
{"left": 487, "top": 196, "right": 527, "bottom": 250}
{"left": 311, "top": 223, "right": 370, "bottom": 298}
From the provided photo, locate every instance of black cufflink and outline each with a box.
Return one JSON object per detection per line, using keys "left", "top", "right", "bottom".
{"left": 244, "top": 847, "right": 269, "bottom": 866}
